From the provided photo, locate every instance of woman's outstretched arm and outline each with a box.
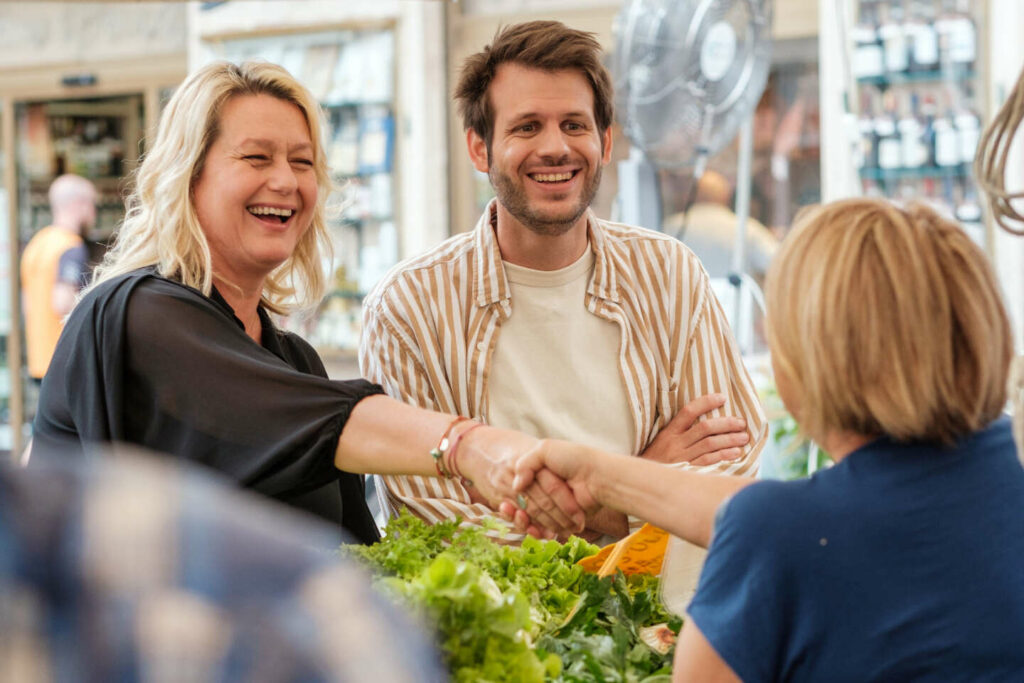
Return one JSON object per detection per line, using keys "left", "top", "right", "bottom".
{"left": 512, "top": 440, "right": 753, "bottom": 548}
{"left": 336, "top": 395, "right": 586, "bottom": 536}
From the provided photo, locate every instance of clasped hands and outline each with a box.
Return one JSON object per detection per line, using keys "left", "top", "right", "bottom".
{"left": 467, "top": 393, "right": 749, "bottom": 540}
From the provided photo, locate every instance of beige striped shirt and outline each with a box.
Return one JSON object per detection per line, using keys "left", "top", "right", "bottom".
{"left": 360, "top": 201, "right": 767, "bottom": 540}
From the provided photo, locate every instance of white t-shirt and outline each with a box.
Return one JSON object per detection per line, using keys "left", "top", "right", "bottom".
{"left": 487, "top": 248, "right": 635, "bottom": 456}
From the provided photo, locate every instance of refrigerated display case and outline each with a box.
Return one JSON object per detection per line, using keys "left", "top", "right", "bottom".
{"left": 9, "top": 95, "right": 146, "bottom": 449}
{"left": 17, "top": 96, "right": 143, "bottom": 248}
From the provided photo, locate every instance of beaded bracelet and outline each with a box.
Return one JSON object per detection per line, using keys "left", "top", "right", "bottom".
{"left": 430, "top": 416, "right": 469, "bottom": 479}
{"left": 446, "top": 422, "right": 484, "bottom": 488}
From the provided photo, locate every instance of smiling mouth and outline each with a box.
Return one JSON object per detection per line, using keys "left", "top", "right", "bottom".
{"left": 529, "top": 171, "right": 578, "bottom": 183}
{"left": 248, "top": 206, "right": 295, "bottom": 223}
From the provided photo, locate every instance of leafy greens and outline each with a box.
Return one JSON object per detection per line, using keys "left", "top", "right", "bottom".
{"left": 344, "top": 512, "right": 680, "bottom": 682}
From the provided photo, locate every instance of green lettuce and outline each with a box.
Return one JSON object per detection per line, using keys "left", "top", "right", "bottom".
{"left": 344, "top": 512, "right": 680, "bottom": 681}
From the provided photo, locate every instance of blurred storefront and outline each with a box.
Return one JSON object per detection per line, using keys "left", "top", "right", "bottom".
{"left": 0, "top": 2, "right": 187, "bottom": 455}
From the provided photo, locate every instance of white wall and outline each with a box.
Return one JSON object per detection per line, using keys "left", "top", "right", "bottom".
{"left": 988, "top": 0, "right": 1024, "bottom": 350}
{"left": 0, "top": 2, "right": 185, "bottom": 69}
{"left": 817, "top": 0, "right": 859, "bottom": 202}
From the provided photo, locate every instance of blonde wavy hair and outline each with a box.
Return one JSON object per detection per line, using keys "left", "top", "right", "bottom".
{"left": 87, "top": 61, "right": 333, "bottom": 314}
{"left": 765, "top": 198, "right": 1012, "bottom": 446}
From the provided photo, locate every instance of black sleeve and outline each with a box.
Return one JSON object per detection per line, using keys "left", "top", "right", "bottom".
{"left": 118, "top": 278, "right": 383, "bottom": 498}
{"left": 57, "top": 244, "right": 89, "bottom": 288}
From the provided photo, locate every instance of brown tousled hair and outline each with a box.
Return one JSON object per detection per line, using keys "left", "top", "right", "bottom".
{"left": 454, "top": 20, "right": 614, "bottom": 152}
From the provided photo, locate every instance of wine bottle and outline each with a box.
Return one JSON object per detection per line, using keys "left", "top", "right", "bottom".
{"left": 954, "top": 84, "right": 981, "bottom": 168}
{"left": 909, "top": 0, "right": 939, "bottom": 73}
{"left": 858, "top": 90, "right": 879, "bottom": 170}
{"left": 919, "top": 94, "right": 938, "bottom": 168}
{"left": 935, "top": 0, "right": 955, "bottom": 73}
{"left": 949, "top": 0, "right": 977, "bottom": 75}
{"left": 933, "top": 93, "right": 960, "bottom": 168}
{"left": 936, "top": 0, "right": 976, "bottom": 76}
{"left": 879, "top": 3, "right": 910, "bottom": 76}
{"left": 876, "top": 91, "right": 903, "bottom": 171}
{"left": 955, "top": 185, "right": 984, "bottom": 248}
{"left": 852, "top": 3, "right": 885, "bottom": 79}
{"left": 898, "top": 91, "right": 928, "bottom": 170}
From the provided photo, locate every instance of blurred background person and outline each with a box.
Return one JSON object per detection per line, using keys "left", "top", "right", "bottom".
{"left": 663, "top": 170, "right": 779, "bottom": 283}
{"left": 20, "top": 173, "right": 96, "bottom": 384}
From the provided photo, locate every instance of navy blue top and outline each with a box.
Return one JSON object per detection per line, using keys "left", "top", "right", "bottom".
{"left": 688, "top": 417, "right": 1024, "bottom": 682}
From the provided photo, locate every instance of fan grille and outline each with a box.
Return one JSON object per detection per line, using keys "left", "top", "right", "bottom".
{"left": 614, "top": 0, "right": 772, "bottom": 168}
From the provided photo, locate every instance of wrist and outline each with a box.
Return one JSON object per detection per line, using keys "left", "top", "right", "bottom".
{"left": 446, "top": 421, "right": 485, "bottom": 488}
{"left": 430, "top": 415, "right": 469, "bottom": 479}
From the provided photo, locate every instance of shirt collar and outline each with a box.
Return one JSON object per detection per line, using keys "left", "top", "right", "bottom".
{"left": 210, "top": 283, "right": 280, "bottom": 351}
{"left": 471, "top": 198, "right": 619, "bottom": 307}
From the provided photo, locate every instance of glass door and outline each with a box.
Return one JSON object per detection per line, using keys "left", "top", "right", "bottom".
{"left": 14, "top": 93, "right": 144, "bottom": 439}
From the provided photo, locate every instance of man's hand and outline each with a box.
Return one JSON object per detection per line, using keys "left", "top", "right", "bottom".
{"left": 642, "top": 394, "right": 749, "bottom": 467}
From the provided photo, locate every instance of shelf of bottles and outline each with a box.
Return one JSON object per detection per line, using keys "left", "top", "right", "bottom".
{"left": 18, "top": 96, "right": 142, "bottom": 248}
{"left": 851, "top": 0, "right": 984, "bottom": 247}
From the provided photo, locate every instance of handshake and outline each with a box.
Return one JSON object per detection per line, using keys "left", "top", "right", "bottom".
{"left": 451, "top": 393, "right": 753, "bottom": 544}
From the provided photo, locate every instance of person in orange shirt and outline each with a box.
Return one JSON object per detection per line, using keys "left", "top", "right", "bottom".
{"left": 21, "top": 174, "right": 96, "bottom": 381}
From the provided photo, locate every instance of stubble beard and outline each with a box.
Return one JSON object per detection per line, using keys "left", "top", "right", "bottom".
{"left": 489, "top": 163, "right": 603, "bottom": 237}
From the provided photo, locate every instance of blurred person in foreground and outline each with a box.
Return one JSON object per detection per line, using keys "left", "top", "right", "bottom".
{"left": 0, "top": 451, "right": 444, "bottom": 682}
{"left": 512, "top": 198, "right": 1024, "bottom": 681}
{"left": 21, "top": 173, "right": 96, "bottom": 383}
{"left": 361, "top": 20, "right": 765, "bottom": 547}
{"left": 31, "top": 60, "right": 584, "bottom": 545}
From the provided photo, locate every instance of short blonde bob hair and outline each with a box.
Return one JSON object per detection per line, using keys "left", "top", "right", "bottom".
{"left": 765, "top": 198, "right": 1012, "bottom": 446}
{"left": 88, "top": 61, "right": 333, "bottom": 314}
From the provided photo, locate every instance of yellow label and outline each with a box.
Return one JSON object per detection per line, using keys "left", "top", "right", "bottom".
{"left": 577, "top": 523, "right": 669, "bottom": 577}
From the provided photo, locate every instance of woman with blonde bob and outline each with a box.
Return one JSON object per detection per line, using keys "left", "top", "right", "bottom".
{"left": 33, "top": 61, "right": 585, "bottom": 544}
{"left": 513, "top": 197, "right": 1024, "bottom": 681}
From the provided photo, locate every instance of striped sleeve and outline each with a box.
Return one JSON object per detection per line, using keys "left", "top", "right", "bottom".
{"left": 678, "top": 272, "right": 768, "bottom": 476}
{"left": 625, "top": 258, "right": 767, "bottom": 534}
{"left": 359, "top": 270, "right": 525, "bottom": 544}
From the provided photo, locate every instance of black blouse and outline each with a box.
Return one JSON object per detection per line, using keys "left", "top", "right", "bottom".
{"left": 34, "top": 268, "right": 384, "bottom": 544}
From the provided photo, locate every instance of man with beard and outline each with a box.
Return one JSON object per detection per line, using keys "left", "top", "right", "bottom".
{"left": 360, "top": 21, "right": 765, "bottom": 546}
